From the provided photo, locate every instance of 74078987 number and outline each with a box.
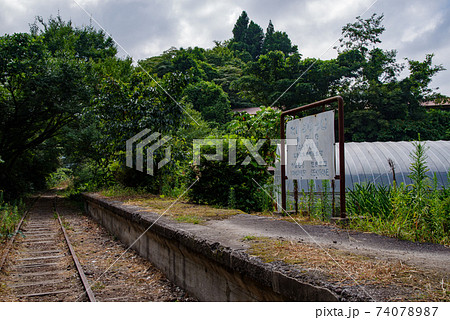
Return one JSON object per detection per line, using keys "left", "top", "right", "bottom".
{"left": 376, "top": 306, "right": 438, "bottom": 317}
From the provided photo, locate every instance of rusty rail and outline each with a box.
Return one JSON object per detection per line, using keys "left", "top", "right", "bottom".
{"left": 54, "top": 199, "right": 96, "bottom": 302}
{"left": 1, "top": 193, "right": 97, "bottom": 301}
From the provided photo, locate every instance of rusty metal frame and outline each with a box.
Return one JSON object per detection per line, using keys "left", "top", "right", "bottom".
{"left": 280, "top": 96, "right": 346, "bottom": 218}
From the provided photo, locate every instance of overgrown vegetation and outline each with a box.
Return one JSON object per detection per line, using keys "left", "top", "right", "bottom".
{"left": 347, "top": 141, "right": 450, "bottom": 245}
{"left": 46, "top": 167, "right": 73, "bottom": 189}
{"left": 0, "top": 12, "right": 449, "bottom": 244}
{"left": 100, "top": 186, "right": 244, "bottom": 224}
{"left": 278, "top": 140, "right": 449, "bottom": 245}
{"left": 0, "top": 191, "right": 25, "bottom": 241}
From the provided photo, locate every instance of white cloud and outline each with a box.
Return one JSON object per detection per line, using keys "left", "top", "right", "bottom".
{"left": 305, "top": 0, "right": 370, "bottom": 24}
{"left": 398, "top": 4, "right": 444, "bottom": 43}
{"left": 0, "top": 0, "right": 449, "bottom": 95}
{"left": 401, "top": 20, "right": 440, "bottom": 43}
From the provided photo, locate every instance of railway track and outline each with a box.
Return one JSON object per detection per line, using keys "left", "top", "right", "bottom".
{"left": 0, "top": 194, "right": 95, "bottom": 301}
{"left": 1, "top": 193, "right": 194, "bottom": 302}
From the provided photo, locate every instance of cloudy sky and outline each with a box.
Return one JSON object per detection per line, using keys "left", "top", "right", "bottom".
{"left": 1, "top": 0, "right": 449, "bottom": 96}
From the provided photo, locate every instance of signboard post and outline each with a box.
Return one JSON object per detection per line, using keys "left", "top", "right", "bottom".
{"left": 280, "top": 97, "right": 346, "bottom": 219}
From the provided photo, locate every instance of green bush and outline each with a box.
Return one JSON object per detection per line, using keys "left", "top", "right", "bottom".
{"left": 46, "top": 167, "right": 73, "bottom": 189}
{"left": 347, "top": 183, "right": 392, "bottom": 219}
{"left": 187, "top": 136, "right": 271, "bottom": 212}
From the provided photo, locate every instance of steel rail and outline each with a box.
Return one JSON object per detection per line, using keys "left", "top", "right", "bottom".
{"left": 54, "top": 199, "right": 96, "bottom": 302}
{"left": 2, "top": 193, "right": 97, "bottom": 301}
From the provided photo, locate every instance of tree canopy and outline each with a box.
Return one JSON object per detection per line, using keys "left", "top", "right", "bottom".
{"left": 0, "top": 12, "right": 447, "bottom": 201}
{"left": 0, "top": 17, "right": 118, "bottom": 197}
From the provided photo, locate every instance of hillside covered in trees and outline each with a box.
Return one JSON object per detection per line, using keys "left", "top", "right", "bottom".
{"left": 0, "top": 11, "right": 449, "bottom": 202}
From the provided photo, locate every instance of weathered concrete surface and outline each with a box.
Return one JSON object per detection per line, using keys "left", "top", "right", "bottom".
{"left": 200, "top": 214, "right": 450, "bottom": 276}
{"left": 83, "top": 193, "right": 450, "bottom": 301}
{"left": 83, "top": 193, "right": 340, "bottom": 301}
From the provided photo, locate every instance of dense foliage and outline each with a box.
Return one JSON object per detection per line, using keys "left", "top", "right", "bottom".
{"left": 187, "top": 135, "right": 271, "bottom": 212}
{"left": 0, "top": 11, "right": 448, "bottom": 233}
{"left": 0, "top": 16, "right": 117, "bottom": 198}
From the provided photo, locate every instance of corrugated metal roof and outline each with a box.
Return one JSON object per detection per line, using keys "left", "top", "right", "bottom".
{"left": 290, "top": 140, "right": 450, "bottom": 192}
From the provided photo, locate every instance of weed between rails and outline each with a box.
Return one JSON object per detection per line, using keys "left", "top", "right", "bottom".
{"left": 0, "top": 191, "right": 25, "bottom": 242}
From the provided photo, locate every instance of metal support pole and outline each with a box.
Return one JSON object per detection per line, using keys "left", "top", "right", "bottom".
{"left": 337, "top": 97, "right": 346, "bottom": 218}
{"left": 294, "top": 179, "right": 298, "bottom": 215}
{"left": 331, "top": 179, "right": 335, "bottom": 217}
{"left": 280, "top": 113, "right": 287, "bottom": 212}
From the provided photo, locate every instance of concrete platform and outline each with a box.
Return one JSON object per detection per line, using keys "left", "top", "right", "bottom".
{"left": 82, "top": 193, "right": 450, "bottom": 301}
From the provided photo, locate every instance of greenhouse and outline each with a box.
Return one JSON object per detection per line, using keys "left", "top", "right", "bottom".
{"left": 278, "top": 140, "right": 450, "bottom": 197}
{"left": 335, "top": 140, "right": 450, "bottom": 190}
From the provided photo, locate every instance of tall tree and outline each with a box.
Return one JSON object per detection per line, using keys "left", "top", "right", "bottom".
{"left": 336, "top": 13, "right": 445, "bottom": 141}
{"left": 233, "top": 51, "right": 343, "bottom": 109}
{"left": 337, "top": 13, "right": 385, "bottom": 55}
{"left": 266, "top": 20, "right": 274, "bottom": 37}
{"left": 246, "top": 21, "right": 264, "bottom": 59}
{"left": 0, "top": 34, "right": 89, "bottom": 169}
{"left": 30, "top": 15, "right": 117, "bottom": 61}
{"left": 230, "top": 11, "right": 264, "bottom": 60}
{"left": 232, "top": 11, "right": 249, "bottom": 43}
{"left": 262, "top": 20, "right": 298, "bottom": 56}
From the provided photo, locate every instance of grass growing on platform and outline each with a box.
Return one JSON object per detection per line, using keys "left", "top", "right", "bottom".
{"left": 99, "top": 189, "right": 244, "bottom": 224}
{"left": 246, "top": 237, "right": 449, "bottom": 301}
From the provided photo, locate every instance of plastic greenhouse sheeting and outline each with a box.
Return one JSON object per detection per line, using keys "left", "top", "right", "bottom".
{"left": 291, "top": 140, "right": 450, "bottom": 192}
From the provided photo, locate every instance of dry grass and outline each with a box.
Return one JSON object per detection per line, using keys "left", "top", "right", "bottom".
{"left": 100, "top": 193, "right": 244, "bottom": 224}
{"left": 247, "top": 237, "right": 449, "bottom": 301}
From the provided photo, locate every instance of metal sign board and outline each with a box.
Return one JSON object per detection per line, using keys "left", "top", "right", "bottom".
{"left": 286, "top": 110, "right": 335, "bottom": 180}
